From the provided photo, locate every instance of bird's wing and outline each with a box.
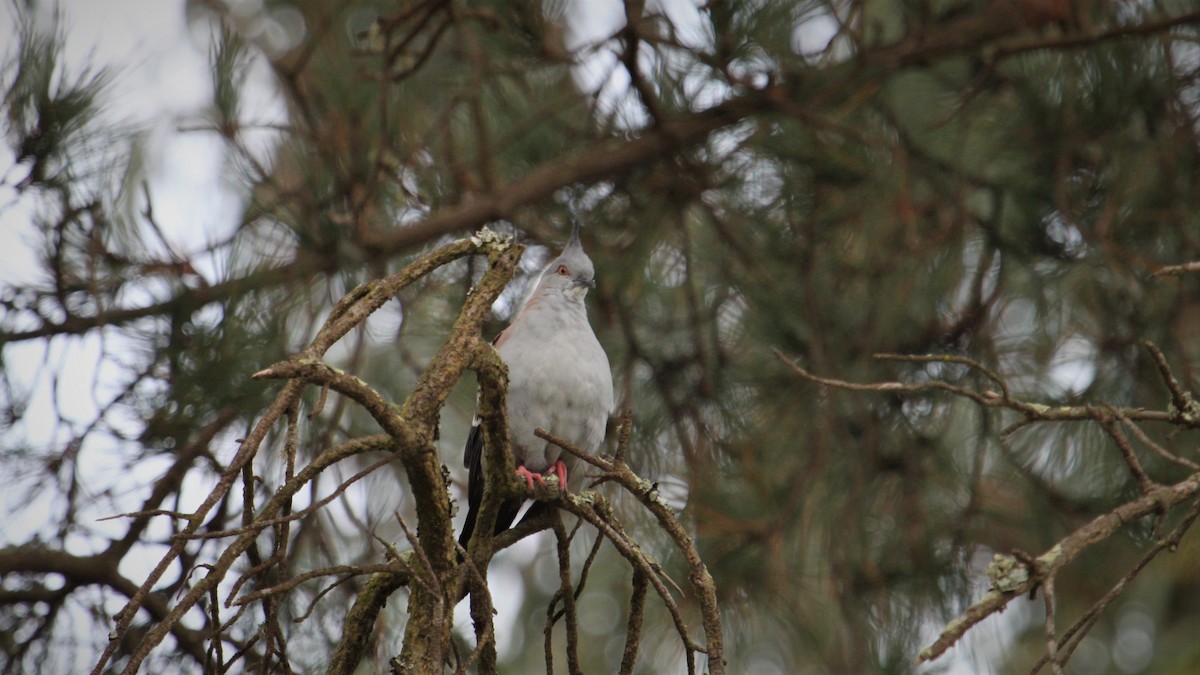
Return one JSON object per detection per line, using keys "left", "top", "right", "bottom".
{"left": 463, "top": 412, "right": 484, "bottom": 472}
{"left": 458, "top": 414, "right": 524, "bottom": 550}
{"left": 458, "top": 417, "right": 486, "bottom": 551}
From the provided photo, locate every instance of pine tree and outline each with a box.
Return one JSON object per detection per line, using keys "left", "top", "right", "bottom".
{"left": 2, "top": 1, "right": 1200, "bottom": 673}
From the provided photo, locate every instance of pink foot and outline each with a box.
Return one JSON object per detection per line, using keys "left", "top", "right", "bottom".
{"left": 515, "top": 465, "right": 546, "bottom": 491}
{"left": 547, "top": 460, "right": 568, "bottom": 494}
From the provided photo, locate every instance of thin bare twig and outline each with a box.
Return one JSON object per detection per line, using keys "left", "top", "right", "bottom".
{"left": 536, "top": 427, "right": 723, "bottom": 674}
{"left": 1029, "top": 497, "right": 1200, "bottom": 674}
{"left": 551, "top": 523, "right": 603, "bottom": 624}
{"left": 557, "top": 493, "right": 706, "bottom": 672}
{"left": 774, "top": 348, "right": 1174, "bottom": 426}
{"left": 1143, "top": 340, "right": 1200, "bottom": 424}
{"left": 545, "top": 517, "right": 583, "bottom": 675}
{"left": 1041, "top": 574, "right": 1064, "bottom": 675}
{"left": 619, "top": 570, "right": 649, "bottom": 675}
{"left": 233, "top": 563, "right": 401, "bottom": 606}
{"left": 1109, "top": 407, "right": 1200, "bottom": 472}
{"left": 97, "top": 508, "right": 193, "bottom": 523}
{"left": 1093, "top": 407, "right": 1158, "bottom": 494}
{"left": 874, "top": 352, "right": 1009, "bottom": 400}
{"left": 183, "top": 444, "right": 397, "bottom": 540}
{"left": 1152, "top": 260, "right": 1200, "bottom": 276}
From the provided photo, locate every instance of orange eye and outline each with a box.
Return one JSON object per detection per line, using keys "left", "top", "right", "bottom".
{"left": 556, "top": 264, "right": 569, "bottom": 276}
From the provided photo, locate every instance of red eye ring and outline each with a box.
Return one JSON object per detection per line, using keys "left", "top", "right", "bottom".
{"left": 556, "top": 264, "right": 569, "bottom": 276}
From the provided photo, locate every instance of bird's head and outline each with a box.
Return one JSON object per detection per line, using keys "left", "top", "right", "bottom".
{"left": 535, "top": 224, "right": 596, "bottom": 301}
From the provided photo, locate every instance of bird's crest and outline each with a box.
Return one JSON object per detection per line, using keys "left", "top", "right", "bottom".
{"left": 552, "top": 222, "right": 593, "bottom": 274}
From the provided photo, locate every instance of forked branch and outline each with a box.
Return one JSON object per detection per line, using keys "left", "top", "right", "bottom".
{"left": 536, "top": 417, "right": 726, "bottom": 675}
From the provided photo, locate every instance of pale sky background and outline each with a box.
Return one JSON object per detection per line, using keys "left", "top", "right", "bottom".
{"left": 0, "top": 2, "right": 1057, "bottom": 672}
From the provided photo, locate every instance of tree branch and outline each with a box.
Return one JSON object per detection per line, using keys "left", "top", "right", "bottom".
{"left": 537, "top": 421, "right": 726, "bottom": 675}
{"left": 917, "top": 473, "right": 1200, "bottom": 663}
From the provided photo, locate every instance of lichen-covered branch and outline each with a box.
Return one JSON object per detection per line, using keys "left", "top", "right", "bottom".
{"left": 917, "top": 473, "right": 1200, "bottom": 663}
{"left": 94, "top": 233, "right": 522, "bottom": 675}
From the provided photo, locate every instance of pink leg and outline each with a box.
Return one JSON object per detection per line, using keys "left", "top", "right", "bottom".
{"left": 515, "top": 465, "right": 546, "bottom": 491}
{"left": 547, "top": 460, "right": 568, "bottom": 493}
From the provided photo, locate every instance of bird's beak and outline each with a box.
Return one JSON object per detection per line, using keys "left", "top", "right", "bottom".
{"left": 575, "top": 277, "right": 596, "bottom": 289}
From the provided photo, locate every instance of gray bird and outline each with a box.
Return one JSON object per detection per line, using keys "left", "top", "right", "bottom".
{"left": 458, "top": 226, "right": 614, "bottom": 553}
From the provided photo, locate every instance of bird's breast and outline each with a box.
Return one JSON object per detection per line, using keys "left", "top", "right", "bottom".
{"left": 498, "top": 318, "right": 612, "bottom": 471}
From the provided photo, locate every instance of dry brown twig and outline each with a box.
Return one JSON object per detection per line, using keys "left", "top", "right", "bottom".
{"left": 1151, "top": 260, "right": 1200, "bottom": 277}
{"left": 545, "top": 517, "right": 583, "bottom": 675}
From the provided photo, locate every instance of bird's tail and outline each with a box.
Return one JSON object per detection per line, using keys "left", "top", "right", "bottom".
{"left": 457, "top": 497, "right": 525, "bottom": 560}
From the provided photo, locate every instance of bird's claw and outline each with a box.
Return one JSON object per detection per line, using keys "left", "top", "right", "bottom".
{"left": 515, "top": 465, "right": 545, "bottom": 491}
{"left": 515, "top": 463, "right": 568, "bottom": 494}
{"left": 549, "top": 460, "right": 569, "bottom": 494}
